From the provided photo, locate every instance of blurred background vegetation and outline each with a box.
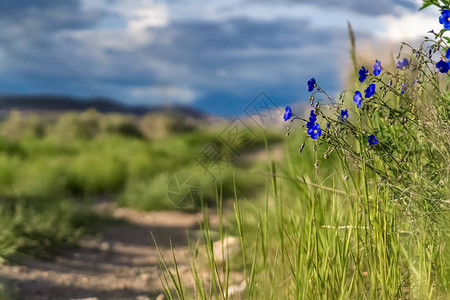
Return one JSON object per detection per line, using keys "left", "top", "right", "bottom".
{"left": 0, "top": 107, "right": 283, "bottom": 261}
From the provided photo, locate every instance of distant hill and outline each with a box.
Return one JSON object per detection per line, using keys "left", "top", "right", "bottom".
{"left": 0, "top": 94, "right": 207, "bottom": 119}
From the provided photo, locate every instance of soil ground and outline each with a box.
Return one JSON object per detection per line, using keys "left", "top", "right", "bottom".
{"left": 0, "top": 201, "right": 215, "bottom": 300}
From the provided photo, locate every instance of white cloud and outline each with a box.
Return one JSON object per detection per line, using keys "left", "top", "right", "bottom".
{"left": 127, "top": 7, "right": 168, "bottom": 30}
{"left": 378, "top": 7, "right": 440, "bottom": 42}
{"left": 81, "top": 0, "right": 169, "bottom": 30}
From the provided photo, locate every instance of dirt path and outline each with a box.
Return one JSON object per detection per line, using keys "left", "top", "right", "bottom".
{"left": 0, "top": 202, "right": 214, "bottom": 300}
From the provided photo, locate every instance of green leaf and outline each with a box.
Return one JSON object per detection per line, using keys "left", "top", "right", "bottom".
{"left": 419, "top": 0, "right": 439, "bottom": 10}
{"left": 440, "top": 0, "right": 450, "bottom": 8}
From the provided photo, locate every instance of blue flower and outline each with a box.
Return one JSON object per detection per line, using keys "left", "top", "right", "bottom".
{"left": 401, "top": 83, "right": 406, "bottom": 95}
{"left": 340, "top": 109, "right": 349, "bottom": 121}
{"left": 306, "top": 121, "right": 315, "bottom": 129}
{"left": 373, "top": 60, "right": 382, "bottom": 76}
{"left": 365, "top": 83, "right": 376, "bottom": 98}
{"left": 446, "top": 48, "right": 450, "bottom": 59}
{"left": 309, "top": 110, "right": 317, "bottom": 123}
{"left": 307, "top": 78, "right": 316, "bottom": 92}
{"left": 307, "top": 123, "right": 322, "bottom": 139}
{"left": 396, "top": 58, "right": 409, "bottom": 70}
{"left": 437, "top": 60, "right": 450, "bottom": 73}
{"left": 403, "top": 58, "right": 409, "bottom": 68}
{"left": 439, "top": 9, "right": 450, "bottom": 29}
{"left": 306, "top": 110, "right": 317, "bottom": 129}
{"left": 358, "top": 67, "right": 368, "bottom": 83}
{"left": 284, "top": 106, "right": 292, "bottom": 121}
{"left": 326, "top": 123, "right": 330, "bottom": 129}
{"left": 368, "top": 134, "right": 378, "bottom": 145}
{"left": 353, "top": 91, "right": 362, "bottom": 108}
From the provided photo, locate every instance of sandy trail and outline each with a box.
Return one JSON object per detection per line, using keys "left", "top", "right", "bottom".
{"left": 0, "top": 201, "right": 212, "bottom": 300}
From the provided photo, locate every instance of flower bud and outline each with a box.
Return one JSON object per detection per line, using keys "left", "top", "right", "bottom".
{"left": 299, "top": 143, "right": 305, "bottom": 154}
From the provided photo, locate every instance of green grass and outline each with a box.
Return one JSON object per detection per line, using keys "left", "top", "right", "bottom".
{"left": 157, "top": 12, "right": 450, "bottom": 299}
{"left": 158, "top": 127, "right": 449, "bottom": 299}
{"left": 0, "top": 196, "right": 84, "bottom": 260}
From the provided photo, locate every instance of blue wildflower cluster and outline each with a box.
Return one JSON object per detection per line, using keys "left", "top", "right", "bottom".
{"left": 284, "top": 72, "right": 378, "bottom": 146}
{"left": 282, "top": 5, "right": 450, "bottom": 164}
{"left": 432, "top": 10, "right": 450, "bottom": 73}
{"left": 275, "top": 6, "right": 449, "bottom": 296}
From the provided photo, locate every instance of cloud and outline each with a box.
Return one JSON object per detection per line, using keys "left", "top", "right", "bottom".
{"left": 0, "top": 0, "right": 437, "bottom": 116}
{"left": 0, "top": 0, "right": 79, "bottom": 13}
{"left": 378, "top": 4, "right": 440, "bottom": 41}
{"left": 81, "top": 0, "right": 169, "bottom": 29}
{"left": 245, "top": 0, "right": 418, "bottom": 16}
{"left": 0, "top": 5, "right": 348, "bottom": 103}
{"left": 0, "top": 0, "right": 99, "bottom": 30}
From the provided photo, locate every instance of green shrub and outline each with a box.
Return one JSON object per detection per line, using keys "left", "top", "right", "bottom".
{"left": 120, "top": 173, "right": 175, "bottom": 211}
{"left": 100, "top": 113, "right": 142, "bottom": 138}
{"left": 67, "top": 151, "right": 127, "bottom": 195}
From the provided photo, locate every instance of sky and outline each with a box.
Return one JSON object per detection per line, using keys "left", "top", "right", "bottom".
{"left": 0, "top": 0, "right": 440, "bottom": 116}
